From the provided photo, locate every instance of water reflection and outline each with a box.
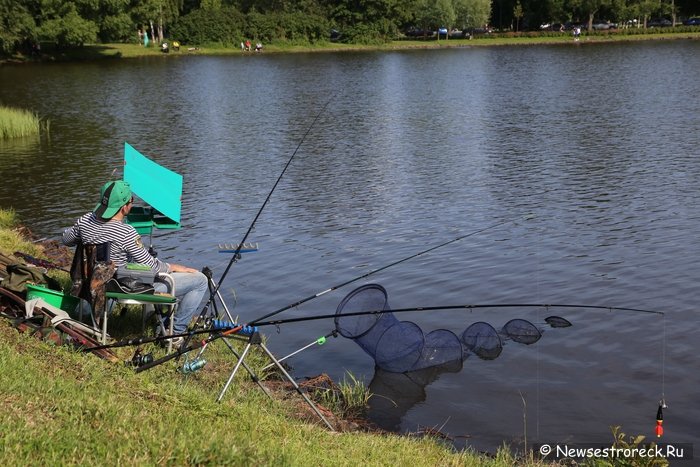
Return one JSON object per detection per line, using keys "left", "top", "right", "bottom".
{"left": 368, "top": 361, "right": 463, "bottom": 431}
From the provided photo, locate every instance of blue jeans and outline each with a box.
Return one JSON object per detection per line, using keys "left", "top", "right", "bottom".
{"left": 155, "top": 271, "right": 208, "bottom": 333}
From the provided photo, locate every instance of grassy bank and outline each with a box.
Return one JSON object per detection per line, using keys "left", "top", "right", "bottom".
{"left": 0, "top": 105, "right": 46, "bottom": 139}
{"left": 0, "top": 208, "right": 557, "bottom": 466}
{"left": 3, "top": 30, "right": 699, "bottom": 64}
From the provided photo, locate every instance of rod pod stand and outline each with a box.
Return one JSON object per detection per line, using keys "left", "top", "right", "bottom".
{"left": 202, "top": 267, "right": 235, "bottom": 322}
{"left": 185, "top": 269, "right": 238, "bottom": 365}
{"left": 216, "top": 330, "right": 335, "bottom": 431}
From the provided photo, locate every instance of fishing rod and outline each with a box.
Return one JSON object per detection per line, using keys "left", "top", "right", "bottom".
{"left": 84, "top": 325, "right": 245, "bottom": 351}
{"left": 183, "top": 98, "right": 333, "bottom": 344}
{"left": 248, "top": 217, "right": 516, "bottom": 326}
{"left": 134, "top": 325, "right": 245, "bottom": 373}
{"left": 252, "top": 302, "right": 665, "bottom": 327}
{"left": 86, "top": 299, "right": 662, "bottom": 353}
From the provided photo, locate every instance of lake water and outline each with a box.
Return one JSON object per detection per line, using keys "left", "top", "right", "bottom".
{"left": 1, "top": 40, "right": 700, "bottom": 454}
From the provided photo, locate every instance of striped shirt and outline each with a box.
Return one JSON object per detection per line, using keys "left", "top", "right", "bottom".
{"left": 62, "top": 212, "right": 169, "bottom": 273}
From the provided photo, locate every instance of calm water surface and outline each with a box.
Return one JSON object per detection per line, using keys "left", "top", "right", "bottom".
{"left": 2, "top": 40, "right": 700, "bottom": 453}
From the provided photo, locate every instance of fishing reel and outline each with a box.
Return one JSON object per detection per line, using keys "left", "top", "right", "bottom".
{"left": 127, "top": 348, "right": 154, "bottom": 368}
{"left": 179, "top": 358, "right": 207, "bottom": 374}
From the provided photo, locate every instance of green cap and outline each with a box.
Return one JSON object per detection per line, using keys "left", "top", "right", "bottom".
{"left": 94, "top": 180, "right": 132, "bottom": 219}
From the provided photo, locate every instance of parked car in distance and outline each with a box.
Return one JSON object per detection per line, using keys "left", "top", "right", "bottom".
{"left": 683, "top": 18, "right": 700, "bottom": 26}
{"left": 464, "top": 26, "right": 492, "bottom": 35}
{"left": 405, "top": 27, "right": 435, "bottom": 38}
{"left": 592, "top": 21, "right": 617, "bottom": 30}
{"left": 647, "top": 18, "right": 672, "bottom": 27}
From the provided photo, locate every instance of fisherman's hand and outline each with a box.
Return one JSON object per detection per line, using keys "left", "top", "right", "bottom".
{"left": 169, "top": 263, "right": 199, "bottom": 273}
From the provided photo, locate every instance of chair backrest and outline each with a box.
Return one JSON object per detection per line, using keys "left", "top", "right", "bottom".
{"left": 69, "top": 242, "right": 116, "bottom": 324}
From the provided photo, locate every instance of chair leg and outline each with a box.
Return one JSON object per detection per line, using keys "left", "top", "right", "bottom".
{"left": 167, "top": 305, "right": 176, "bottom": 353}
{"left": 101, "top": 307, "right": 108, "bottom": 344}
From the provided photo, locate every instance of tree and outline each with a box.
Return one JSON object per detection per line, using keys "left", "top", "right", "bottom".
{"left": 453, "top": 0, "right": 492, "bottom": 29}
{"left": 131, "top": 0, "right": 183, "bottom": 43}
{"left": 329, "top": 0, "right": 412, "bottom": 42}
{"left": 37, "top": 1, "right": 99, "bottom": 47}
{"left": 0, "top": 0, "right": 37, "bottom": 54}
{"left": 513, "top": 0, "right": 523, "bottom": 30}
{"left": 411, "top": 0, "right": 455, "bottom": 34}
{"left": 521, "top": 0, "right": 567, "bottom": 30}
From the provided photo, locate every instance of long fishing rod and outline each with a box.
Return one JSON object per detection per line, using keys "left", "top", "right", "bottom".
{"left": 252, "top": 302, "right": 665, "bottom": 327}
{"left": 248, "top": 218, "right": 516, "bottom": 326}
{"left": 86, "top": 300, "right": 662, "bottom": 353}
{"left": 98, "top": 300, "right": 664, "bottom": 368}
{"left": 185, "top": 98, "right": 333, "bottom": 339}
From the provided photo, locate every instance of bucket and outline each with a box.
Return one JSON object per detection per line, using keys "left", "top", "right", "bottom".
{"left": 25, "top": 284, "right": 80, "bottom": 313}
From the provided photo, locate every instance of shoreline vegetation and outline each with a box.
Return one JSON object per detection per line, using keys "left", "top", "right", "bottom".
{"left": 0, "top": 105, "right": 47, "bottom": 139}
{"left": 0, "top": 208, "right": 562, "bottom": 466}
{"left": 1, "top": 31, "right": 699, "bottom": 65}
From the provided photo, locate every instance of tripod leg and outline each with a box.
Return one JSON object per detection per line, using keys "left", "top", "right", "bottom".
{"left": 217, "top": 342, "right": 252, "bottom": 402}
{"left": 208, "top": 276, "right": 236, "bottom": 322}
{"left": 259, "top": 342, "right": 335, "bottom": 431}
{"left": 214, "top": 286, "right": 235, "bottom": 321}
{"left": 220, "top": 336, "right": 271, "bottom": 399}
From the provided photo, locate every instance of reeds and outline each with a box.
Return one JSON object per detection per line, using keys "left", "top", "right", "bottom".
{"left": 0, "top": 105, "right": 47, "bottom": 139}
{"left": 310, "top": 371, "right": 372, "bottom": 418}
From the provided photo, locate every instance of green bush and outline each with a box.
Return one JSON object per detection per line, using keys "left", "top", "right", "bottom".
{"left": 279, "top": 12, "right": 330, "bottom": 44}
{"left": 340, "top": 21, "right": 396, "bottom": 44}
{"left": 170, "top": 7, "right": 245, "bottom": 46}
{"left": 245, "top": 11, "right": 329, "bottom": 44}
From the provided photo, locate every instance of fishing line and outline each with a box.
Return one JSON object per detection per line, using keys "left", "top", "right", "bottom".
{"left": 248, "top": 217, "right": 519, "bottom": 326}
{"left": 661, "top": 313, "right": 666, "bottom": 406}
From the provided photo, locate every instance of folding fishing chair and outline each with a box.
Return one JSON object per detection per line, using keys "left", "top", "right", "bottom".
{"left": 69, "top": 241, "right": 178, "bottom": 350}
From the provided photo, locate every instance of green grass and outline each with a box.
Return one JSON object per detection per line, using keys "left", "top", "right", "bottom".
{"left": 0, "top": 321, "right": 559, "bottom": 466}
{"left": 0, "top": 209, "right": 44, "bottom": 258}
{"left": 0, "top": 207, "right": 18, "bottom": 229}
{"left": 1, "top": 207, "right": 564, "bottom": 465}
{"left": 0, "top": 105, "right": 47, "bottom": 139}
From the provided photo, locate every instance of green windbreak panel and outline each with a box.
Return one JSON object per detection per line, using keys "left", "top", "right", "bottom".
{"left": 123, "top": 142, "right": 182, "bottom": 226}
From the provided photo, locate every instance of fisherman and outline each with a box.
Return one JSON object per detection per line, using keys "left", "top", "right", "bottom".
{"left": 62, "top": 180, "right": 207, "bottom": 346}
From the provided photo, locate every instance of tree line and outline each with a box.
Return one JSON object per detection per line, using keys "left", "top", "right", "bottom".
{"left": 1, "top": 0, "right": 698, "bottom": 55}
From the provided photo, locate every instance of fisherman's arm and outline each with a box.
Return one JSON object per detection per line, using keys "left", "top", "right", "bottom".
{"left": 61, "top": 223, "right": 80, "bottom": 246}
{"left": 122, "top": 230, "right": 170, "bottom": 273}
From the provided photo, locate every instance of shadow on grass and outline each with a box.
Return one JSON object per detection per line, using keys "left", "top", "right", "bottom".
{"left": 1, "top": 44, "right": 124, "bottom": 65}
{"left": 42, "top": 44, "right": 124, "bottom": 62}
